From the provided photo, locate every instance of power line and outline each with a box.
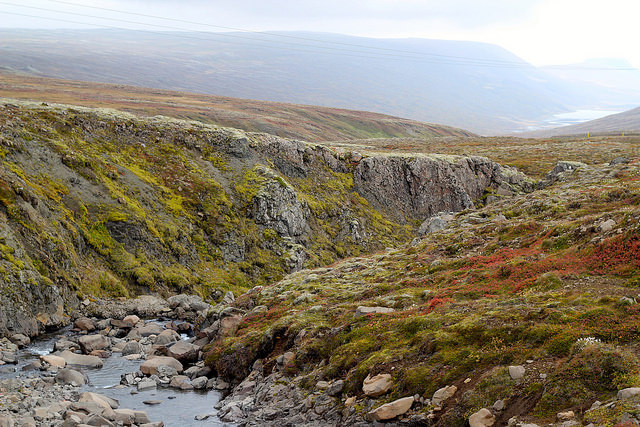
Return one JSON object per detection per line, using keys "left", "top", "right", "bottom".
{"left": 0, "top": 3, "right": 637, "bottom": 71}
{"left": 36, "top": 0, "right": 639, "bottom": 71}
{"left": 38, "top": 0, "right": 536, "bottom": 67}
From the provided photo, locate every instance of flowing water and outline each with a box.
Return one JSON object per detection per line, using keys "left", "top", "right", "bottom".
{"left": 0, "top": 326, "right": 227, "bottom": 426}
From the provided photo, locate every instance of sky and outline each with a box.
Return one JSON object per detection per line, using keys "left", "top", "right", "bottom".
{"left": 0, "top": 0, "right": 639, "bottom": 68}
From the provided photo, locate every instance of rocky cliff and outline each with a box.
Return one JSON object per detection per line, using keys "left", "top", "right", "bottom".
{"left": 0, "top": 100, "right": 531, "bottom": 337}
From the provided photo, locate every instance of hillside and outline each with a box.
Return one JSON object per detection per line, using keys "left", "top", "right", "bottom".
{"left": 0, "top": 99, "right": 524, "bottom": 337}
{"left": 2, "top": 100, "right": 640, "bottom": 425}
{"left": 207, "top": 156, "right": 640, "bottom": 426}
{"left": 529, "top": 106, "right": 640, "bottom": 137}
{"left": 1, "top": 29, "right": 633, "bottom": 134}
{"left": 0, "top": 72, "right": 474, "bottom": 141}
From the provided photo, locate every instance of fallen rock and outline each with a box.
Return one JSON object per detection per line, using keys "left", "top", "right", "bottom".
{"left": 508, "top": 365, "right": 526, "bottom": 379}
{"left": 140, "top": 356, "right": 183, "bottom": 375}
{"left": 355, "top": 306, "right": 395, "bottom": 317}
{"left": 327, "top": 380, "right": 345, "bottom": 396}
{"left": 598, "top": 219, "right": 616, "bottom": 233}
{"left": 362, "top": 373, "right": 393, "bottom": 397}
{"left": 432, "top": 385, "right": 457, "bottom": 407}
{"left": 469, "top": 408, "right": 495, "bottom": 427}
{"left": 368, "top": 396, "right": 414, "bottom": 421}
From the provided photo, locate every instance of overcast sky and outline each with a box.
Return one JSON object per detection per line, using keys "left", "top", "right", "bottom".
{"left": 1, "top": 0, "right": 639, "bottom": 67}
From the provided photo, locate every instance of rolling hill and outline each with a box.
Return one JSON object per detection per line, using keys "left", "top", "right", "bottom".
{"left": 0, "top": 72, "right": 474, "bottom": 141}
{"left": 1, "top": 29, "right": 635, "bottom": 134}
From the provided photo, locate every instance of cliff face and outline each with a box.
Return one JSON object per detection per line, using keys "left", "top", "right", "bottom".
{"left": 0, "top": 101, "right": 531, "bottom": 337}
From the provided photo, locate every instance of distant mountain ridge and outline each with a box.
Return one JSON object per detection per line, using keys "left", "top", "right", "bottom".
{"left": 1, "top": 29, "right": 637, "bottom": 134}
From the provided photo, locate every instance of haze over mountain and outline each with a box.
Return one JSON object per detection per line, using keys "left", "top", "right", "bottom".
{"left": 2, "top": 29, "right": 638, "bottom": 134}
{"left": 529, "top": 105, "right": 640, "bottom": 137}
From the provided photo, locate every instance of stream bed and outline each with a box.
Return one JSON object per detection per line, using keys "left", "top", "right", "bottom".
{"left": 0, "top": 325, "right": 228, "bottom": 426}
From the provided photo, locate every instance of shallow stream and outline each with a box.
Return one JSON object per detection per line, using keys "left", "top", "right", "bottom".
{"left": 0, "top": 325, "right": 227, "bottom": 426}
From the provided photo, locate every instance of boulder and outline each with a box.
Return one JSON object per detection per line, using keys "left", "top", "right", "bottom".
{"left": 59, "top": 350, "right": 103, "bottom": 368}
{"left": 138, "top": 379, "right": 157, "bottom": 391}
{"left": 121, "top": 341, "right": 143, "bottom": 356}
{"left": 83, "top": 414, "right": 114, "bottom": 427}
{"left": 154, "top": 329, "right": 180, "bottom": 346}
{"left": 618, "top": 387, "right": 640, "bottom": 399}
{"left": 78, "top": 334, "right": 110, "bottom": 354}
{"left": 432, "top": 385, "right": 457, "bottom": 407}
{"left": 362, "top": 373, "right": 393, "bottom": 397}
{"left": 9, "top": 333, "right": 30, "bottom": 348}
{"left": 113, "top": 408, "right": 135, "bottom": 425}
{"left": 219, "top": 315, "right": 242, "bottom": 337}
{"left": 123, "top": 315, "right": 141, "bottom": 326}
{"left": 79, "top": 392, "right": 119, "bottom": 410}
{"left": 169, "top": 375, "right": 193, "bottom": 390}
{"left": 140, "top": 356, "right": 183, "bottom": 375}
{"left": 74, "top": 317, "right": 96, "bottom": 332}
{"left": 55, "top": 368, "right": 87, "bottom": 386}
{"left": 368, "top": 396, "right": 414, "bottom": 421}
{"left": 354, "top": 306, "right": 395, "bottom": 317}
{"left": 469, "top": 408, "right": 495, "bottom": 427}
{"left": 137, "top": 322, "right": 164, "bottom": 337}
{"left": 327, "top": 380, "right": 345, "bottom": 396}
{"left": 192, "top": 376, "right": 208, "bottom": 389}
{"left": 168, "top": 341, "right": 199, "bottom": 363}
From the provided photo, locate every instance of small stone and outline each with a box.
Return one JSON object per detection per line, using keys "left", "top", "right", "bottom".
{"left": 368, "top": 396, "right": 414, "bottom": 421}
{"left": 432, "top": 385, "right": 457, "bottom": 407}
{"left": 508, "top": 365, "right": 526, "bottom": 379}
{"left": 354, "top": 306, "right": 394, "bottom": 317}
{"left": 327, "top": 380, "right": 345, "bottom": 396}
{"left": 493, "top": 399, "right": 505, "bottom": 411}
{"left": 316, "top": 381, "right": 329, "bottom": 390}
{"left": 598, "top": 219, "right": 616, "bottom": 233}
{"left": 469, "top": 408, "right": 495, "bottom": 427}
{"left": 557, "top": 411, "right": 575, "bottom": 421}
{"left": 362, "top": 373, "right": 393, "bottom": 397}
{"left": 464, "top": 378, "right": 471, "bottom": 383}
{"left": 143, "top": 400, "right": 162, "bottom": 405}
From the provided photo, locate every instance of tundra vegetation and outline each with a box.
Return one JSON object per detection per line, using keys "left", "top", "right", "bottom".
{"left": 1, "top": 97, "right": 640, "bottom": 425}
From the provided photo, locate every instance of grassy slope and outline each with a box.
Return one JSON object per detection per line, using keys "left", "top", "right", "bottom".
{"left": 0, "top": 101, "right": 412, "bottom": 302}
{"left": 0, "top": 72, "right": 474, "bottom": 142}
{"left": 206, "top": 142, "right": 640, "bottom": 425}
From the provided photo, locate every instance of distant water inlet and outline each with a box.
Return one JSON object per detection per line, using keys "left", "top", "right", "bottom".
{"left": 521, "top": 109, "right": 624, "bottom": 132}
